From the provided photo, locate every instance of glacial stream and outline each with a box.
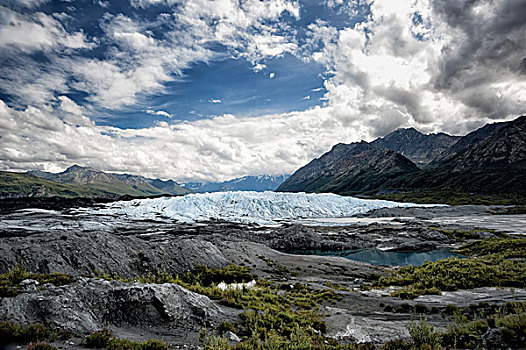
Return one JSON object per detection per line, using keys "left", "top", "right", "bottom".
{"left": 287, "top": 248, "right": 464, "bottom": 266}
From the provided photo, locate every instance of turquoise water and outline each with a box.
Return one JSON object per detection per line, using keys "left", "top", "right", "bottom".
{"left": 288, "top": 249, "right": 464, "bottom": 266}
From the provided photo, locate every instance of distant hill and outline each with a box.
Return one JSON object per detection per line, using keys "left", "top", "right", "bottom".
{"left": 371, "top": 128, "right": 460, "bottom": 165}
{"left": 16, "top": 165, "right": 191, "bottom": 198}
{"left": 0, "top": 171, "right": 102, "bottom": 198}
{"left": 276, "top": 142, "right": 419, "bottom": 194}
{"left": 112, "top": 173, "right": 190, "bottom": 195}
{"left": 278, "top": 116, "right": 526, "bottom": 197}
{"left": 182, "top": 175, "right": 289, "bottom": 193}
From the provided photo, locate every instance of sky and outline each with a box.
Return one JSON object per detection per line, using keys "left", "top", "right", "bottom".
{"left": 0, "top": 0, "right": 525, "bottom": 182}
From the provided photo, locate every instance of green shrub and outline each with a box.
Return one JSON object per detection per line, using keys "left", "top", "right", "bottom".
{"left": 199, "top": 330, "right": 230, "bottom": 350}
{"left": 218, "top": 321, "right": 235, "bottom": 334}
{"left": 106, "top": 338, "right": 142, "bottom": 350}
{"left": 382, "top": 339, "right": 411, "bottom": 350}
{"left": 181, "top": 264, "right": 254, "bottom": 286}
{"left": 407, "top": 319, "right": 441, "bottom": 349}
{"left": 0, "top": 265, "right": 73, "bottom": 297}
{"left": 0, "top": 322, "right": 58, "bottom": 346}
{"left": 85, "top": 329, "right": 113, "bottom": 348}
{"left": 27, "top": 342, "right": 57, "bottom": 350}
{"left": 140, "top": 339, "right": 168, "bottom": 350}
{"left": 415, "top": 304, "right": 429, "bottom": 314}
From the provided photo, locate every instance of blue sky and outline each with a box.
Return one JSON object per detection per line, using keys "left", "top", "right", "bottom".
{"left": 0, "top": 0, "right": 524, "bottom": 181}
{"left": 1, "top": 0, "right": 369, "bottom": 128}
{"left": 99, "top": 54, "right": 328, "bottom": 128}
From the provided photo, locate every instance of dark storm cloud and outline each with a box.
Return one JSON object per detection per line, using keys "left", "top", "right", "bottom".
{"left": 431, "top": 0, "right": 526, "bottom": 118}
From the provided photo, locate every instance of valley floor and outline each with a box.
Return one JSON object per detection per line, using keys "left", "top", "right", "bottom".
{"left": 0, "top": 200, "right": 525, "bottom": 349}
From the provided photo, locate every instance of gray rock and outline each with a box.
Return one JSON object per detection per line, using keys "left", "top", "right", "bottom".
{"left": 0, "top": 230, "right": 228, "bottom": 278}
{"left": 225, "top": 331, "right": 241, "bottom": 342}
{"left": 18, "top": 278, "right": 39, "bottom": 292}
{"left": 0, "top": 278, "right": 238, "bottom": 345}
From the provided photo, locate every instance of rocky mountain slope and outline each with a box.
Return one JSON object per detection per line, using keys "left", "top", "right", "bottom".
{"left": 112, "top": 173, "right": 190, "bottom": 195}
{"left": 277, "top": 142, "right": 419, "bottom": 194}
{"left": 371, "top": 128, "right": 460, "bottom": 165}
{"left": 182, "top": 174, "right": 289, "bottom": 193}
{"left": 398, "top": 115, "right": 526, "bottom": 193}
{"left": 279, "top": 116, "right": 526, "bottom": 196}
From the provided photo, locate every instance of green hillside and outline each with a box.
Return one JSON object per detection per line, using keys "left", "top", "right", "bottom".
{"left": 0, "top": 172, "right": 102, "bottom": 198}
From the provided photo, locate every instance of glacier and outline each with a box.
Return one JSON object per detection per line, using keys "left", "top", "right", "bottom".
{"left": 92, "top": 191, "right": 437, "bottom": 225}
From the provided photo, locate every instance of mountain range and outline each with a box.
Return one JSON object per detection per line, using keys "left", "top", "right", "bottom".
{"left": 181, "top": 174, "right": 289, "bottom": 193}
{"left": 0, "top": 166, "right": 289, "bottom": 198}
{"left": 0, "top": 165, "right": 191, "bottom": 198}
{"left": 278, "top": 115, "right": 526, "bottom": 198}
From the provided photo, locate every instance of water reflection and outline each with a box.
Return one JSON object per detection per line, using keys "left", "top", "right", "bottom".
{"left": 288, "top": 249, "right": 464, "bottom": 266}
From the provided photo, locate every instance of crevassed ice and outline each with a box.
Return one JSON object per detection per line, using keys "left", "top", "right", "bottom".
{"left": 93, "top": 191, "right": 431, "bottom": 225}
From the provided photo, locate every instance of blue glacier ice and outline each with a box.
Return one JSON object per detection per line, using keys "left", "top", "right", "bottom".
{"left": 94, "top": 191, "right": 437, "bottom": 225}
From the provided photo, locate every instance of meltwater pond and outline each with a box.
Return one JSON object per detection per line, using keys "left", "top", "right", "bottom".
{"left": 287, "top": 249, "right": 464, "bottom": 266}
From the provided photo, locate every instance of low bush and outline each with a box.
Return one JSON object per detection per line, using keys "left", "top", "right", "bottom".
{"left": 84, "top": 330, "right": 168, "bottom": 350}
{"left": 27, "top": 342, "right": 57, "bottom": 350}
{"left": 85, "top": 329, "right": 113, "bottom": 348}
{"left": 0, "top": 321, "right": 59, "bottom": 346}
{"left": 0, "top": 265, "right": 73, "bottom": 297}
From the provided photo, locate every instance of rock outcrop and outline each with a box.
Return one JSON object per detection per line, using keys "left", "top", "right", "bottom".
{"left": 0, "top": 230, "right": 228, "bottom": 278}
{"left": 1, "top": 278, "right": 237, "bottom": 344}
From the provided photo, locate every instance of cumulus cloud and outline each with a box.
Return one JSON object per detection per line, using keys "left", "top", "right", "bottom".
{"left": 0, "top": 0, "right": 300, "bottom": 109}
{"left": 305, "top": 0, "right": 526, "bottom": 136}
{"left": 0, "top": 9, "right": 93, "bottom": 52}
{"left": 209, "top": 99, "right": 222, "bottom": 104}
{"left": 0, "top": 98, "right": 368, "bottom": 181}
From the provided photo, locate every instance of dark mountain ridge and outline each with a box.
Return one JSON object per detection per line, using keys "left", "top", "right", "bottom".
{"left": 277, "top": 142, "right": 420, "bottom": 194}
{"left": 398, "top": 116, "right": 526, "bottom": 194}
{"left": 278, "top": 116, "right": 526, "bottom": 196}
{"left": 371, "top": 127, "right": 460, "bottom": 165}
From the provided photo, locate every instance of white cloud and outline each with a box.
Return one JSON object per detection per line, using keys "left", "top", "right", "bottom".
{"left": 253, "top": 63, "right": 266, "bottom": 72}
{"left": 1, "top": 0, "right": 301, "bottom": 109}
{"left": 269, "top": 72, "right": 275, "bottom": 79}
{"left": 0, "top": 9, "right": 93, "bottom": 52}
{"left": 94, "top": 0, "right": 109, "bottom": 8}
{"left": 146, "top": 109, "right": 172, "bottom": 118}
{"left": 209, "top": 99, "right": 222, "bottom": 104}
{"left": 302, "top": 95, "right": 310, "bottom": 100}
{"left": 8, "top": 0, "right": 49, "bottom": 9}
{"left": 0, "top": 98, "right": 369, "bottom": 181}
{"left": 304, "top": 0, "right": 526, "bottom": 136}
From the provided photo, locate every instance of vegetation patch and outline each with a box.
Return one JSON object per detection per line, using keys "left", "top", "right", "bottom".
{"left": 27, "top": 342, "right": 58, "bottom": 350}
{"left": 443, "top": 303, "right": 525, "bottom": 349}
{"left": 490, "top": 205, "right": 526, "bottom": 215}
{"left": 95, "top": 265, "right": 345, "bottom": 348}
{"left": 0, "top": 265, "right": 73, "bottom": 297}
{"left": 454, "top": 237, "right": 526, "bottom": 258}
{"left": 377, "top": 238, "right": 526, "bottom": 299}
{"left": 0, "top": 321, "right": 64, "bottom": 346}
{"left": 84, "top": 329, "right": 168, "bottom": 350}
{"left": 385, "top": 303, "right": 526, "bottom": 349}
